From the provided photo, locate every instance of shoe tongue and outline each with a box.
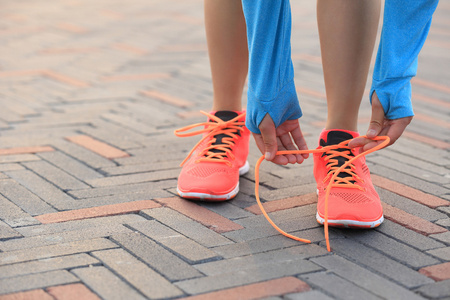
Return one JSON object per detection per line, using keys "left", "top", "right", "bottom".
{"left": 321, "top": 130, "right": 355, "bottom": 180}
{"left": 209, "top": 111, "right": 240, "bottom": 156}
{"left": 213, "top": 111, "right": 239, "bottom": 122}
{"left": 326, "top": 130, "right": 354, "bottom": 145}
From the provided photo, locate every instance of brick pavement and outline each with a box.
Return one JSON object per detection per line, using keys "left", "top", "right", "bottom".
{"left": 0, "top": 0, "right": 449, "bottom": 299}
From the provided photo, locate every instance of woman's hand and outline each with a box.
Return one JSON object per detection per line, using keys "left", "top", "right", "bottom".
{"left": 349, "top": 92, "right": 413, "bottom": 151}
{"left": 253, "top": 114, "right": 309, "bottom": 165}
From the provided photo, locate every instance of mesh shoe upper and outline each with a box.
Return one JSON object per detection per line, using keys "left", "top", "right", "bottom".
{"left": 175, "top": 110, "right": 250, "bottom": 200}
{"left": 314, "top": 129, "right": 383, "bottom": 225}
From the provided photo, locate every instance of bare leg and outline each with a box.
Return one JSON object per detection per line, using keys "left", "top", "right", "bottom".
{"left": 317, "top": 0, "right": 381, "bottom": 131}
{"left": 205, "top": 0, "right": 248, "bottom": 112}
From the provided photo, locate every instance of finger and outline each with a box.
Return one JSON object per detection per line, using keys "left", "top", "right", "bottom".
{"left": 258, "top": 115, "right": 278, "bottom": 161}
{"left": 384, "top": 117, "right": 413, "bottom": 147}
{"left": 362, "top": 140, "right": 383, "bottom": 152}
{"left": 348, "top": 136, "right": 370, "bottom": 149}
{"left": 366, "top": 92, "right": 386, "bottom": 138}
{"left": 252, "top": 133, "right": 266, "bottom": 155}
{"left": 279, "top": 134, "right": 300, "bottom": 164}
{"left": 348, "top": 124, "right": 390, "bottom": 150}
{"left": 272, "top": 137, "right": 289, "bottom": 165}
{"left": 290, "top": 125, "right": 309, "bottom": 159}
{"left": 253, "top": 133, "right": 287, "bottom": 165}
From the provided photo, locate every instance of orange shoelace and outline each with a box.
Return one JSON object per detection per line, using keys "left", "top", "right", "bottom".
{"left": 174, "top": 111, "right": 245, "bottom": 167}
{"left": 254, "top": 135, "right": 390, "bottom": 252}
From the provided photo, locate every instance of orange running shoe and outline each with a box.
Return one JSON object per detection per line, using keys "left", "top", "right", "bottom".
{"left": 313, "top": 129, "right": 383, "bottom": 228}
{"left": 175, "top": 110, "right": 250, "bottom": 201}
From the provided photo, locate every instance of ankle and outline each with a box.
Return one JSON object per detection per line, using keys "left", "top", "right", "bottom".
{"left": 325, "top": 121, "right": 358, "bottom": 133}
{"left": 212, "top": 97, "right": 242, "bottom": 112}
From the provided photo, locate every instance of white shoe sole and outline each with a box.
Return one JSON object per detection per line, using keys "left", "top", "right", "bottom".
{"left": 316, "top": 212, "right": 384, "bottom": 228}
{"left": 177, "top": 161, "right": 249, "bottom": 201}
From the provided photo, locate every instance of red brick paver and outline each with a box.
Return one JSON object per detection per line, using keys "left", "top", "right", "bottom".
{"left": 46, "top": 283, "right": 101, "bottom": 300}
{"left": 140, "top": 90, "right": 194, "bottom": 108}
{"left": 412, "top": 77, "right": 450, "bottom": 94}
{"left": 65, "top": 135, "right": 129, "bottom": 159}
{"left": 154, "top": 197, "right": 244, "bottom": 233}
{"left": 180, "top": 277, "right": 310, "bottom": 300}
{"left": 382, "top": 202, "right": 448, "bottom": 236}
{"left": 245, "top": 193, "right": 317, "bottom": 215}
{"left": 0, "top": 290, "right": 53, "bottom": 300}
{"left": 412, "top": 93, "right": 450, "bottom": 109}
{"left": 0, "top": 146, "right": 54, "bottom": 156}
{"left": 101, "top": 73, "right": 170, "bottom": 82}
{"left": 35, "top": 200, "right": 161, "bottom": 224}
{"left": 372, "top": 175, "right": 450, "bottom": 208}
{"left": 42, "top": 70, "right": 90, "bottom": 88}
{"left": 419, "top": 262, "right": 450, "bottom": 282}
{"left": 403, "top": 131, "right": 450, "bottom": 149}
{"left": 113, "top": 43, "right": 148, "bottom": 55}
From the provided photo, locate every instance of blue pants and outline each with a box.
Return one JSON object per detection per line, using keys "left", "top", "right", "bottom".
{"left": 242, "top": 0, "right": 439, "bottom": 134}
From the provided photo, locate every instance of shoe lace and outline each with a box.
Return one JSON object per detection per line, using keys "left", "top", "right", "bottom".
{"left": 254, "top": 135, "right": 390, "bottom": 252}
{"left": 174, "top": 111, "right": 245, "bottom": 167}
{"left": 322, "top": 145, "right": 364, "bottom": 191}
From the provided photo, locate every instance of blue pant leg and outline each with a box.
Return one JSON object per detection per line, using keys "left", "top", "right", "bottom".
{"left": 241, "top": 0, "right": 302, "bottom": 134}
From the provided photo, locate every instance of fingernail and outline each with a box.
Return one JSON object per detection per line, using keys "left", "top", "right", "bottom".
{"left": 367, "top": 129, "right": 377, "bottom": 137}
{"left": 265, "top": 152, "right": 271, "bottom": 160}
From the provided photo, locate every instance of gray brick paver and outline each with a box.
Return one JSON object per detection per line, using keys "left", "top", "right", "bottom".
{"left": 68, "top": 180, "right": 176, "bottom": 199}
{"left": 0, "top": 224, "right": 134, "bottom": 252}
{"left": 0, "top": 270, "right": 79, "bottom": 295}
{"left": 85, "top": 169, "right": 179, "bottom": 188}
{"left": 430, "top": 231, "right": 450, "bottom": 244}
{"left": 416, "top": 279, "right": 450, "bottom": 299}
{"left": 0, "top": 220, "right": 22, "bottom": 240}
{"left": 141, "top": 207, "right": 233, "bottom": 247}
{"left": 378, "top": 188, "right": 448, "bottom": 222}
{"left": 345, "top": 230, "right": 440, "bottom": 269}
{"left": 128, "top": 220, "right": 220, "bottom": 264}
{"left": 0, "top": 253, "right": 99, "bottom": 279}
{"left": 310, "top": 255, "right": 426, "bottom": 300}
{"left": 0, "top": 154, "right": 41, "bottom": 164}
{"left": 426, "top": 246, "right": 450, "bottom": 261}
{"left": 15, "top": 214, "right": 147, "bottom": 237}
{"left": 0, "top": 238, "right": 118, "bottom": 266}
{"left": 223, "top": 205, "right": 322, "bottom": 243}
{"left": 327, "top": 238, "right": 434, "bottom": 288}
{"left": 175, "top": 259, "right": 322, "bottom": 295}
{"left": 0, "top": 179, "right": 58, "bottom": 215}
{"left": 376, "top": 220, "right": 446, "bottom": 251}
{"left": 0, "top": 163, "right": 24, "bottom": 172}
{"left": 285, "top": 290, "right": 335, "bottom": 300}
{"left": 198, "top": 201, "right": 254, "bottom": 220}
{"left": 436, "top": 218, "right": 450, "bottom": 228}
{"left": 213, "top": 227, "right": 344, "bottom": 259}
{"left": 72, "top": 266, "right": 146, "bottom": 300}
{"left": 194, "top": 244, "right": 328, "bottom": 276}
{"left": 110, "top": 231, "right": 202, "bottom": 281}
{"left": 300, "top": 271, "right": 382, "bottom": 300}
{"left": 5, "top": 169, "right": 80, "bottom": 210}
{"left": 92, "top": 248, "right": 184, "bottom": 299}
{"left": 0, "top": 194, "right": 40, "bottom": 228}
{"left": 51, "top": 140, "right": 117, "bottom": 169}
{"left": 37, "top": 150, "right": 104, "bottom": 181}
{"left": 68, "top": 190, "right": 173, "bottom": 209}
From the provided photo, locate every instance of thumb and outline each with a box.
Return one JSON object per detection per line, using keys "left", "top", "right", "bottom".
{"left": 366, "top": 92, "right": 385, "bottom": 139}
{"left": 259, "top": 114, "right": 278, "bottom": 161}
